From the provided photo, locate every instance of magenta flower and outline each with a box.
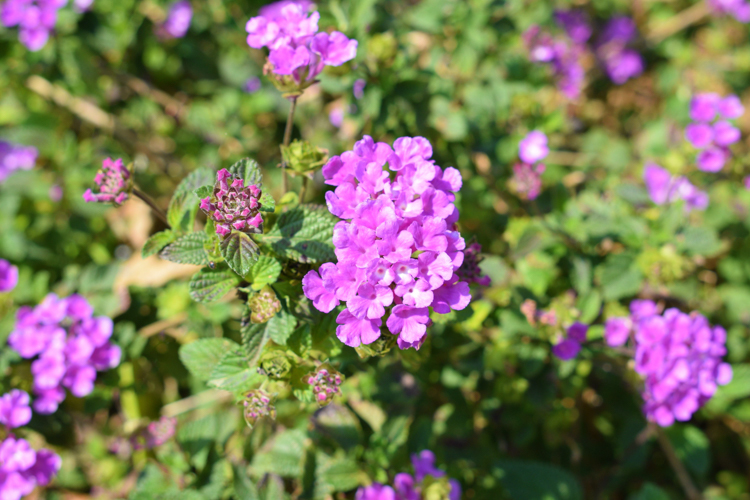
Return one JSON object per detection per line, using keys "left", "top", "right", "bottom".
{"left": 353, "top": 78, "right": 366, "bottom": 99}
{"left": 713, "top": 121, "right": 741, "bottom": 146}
{"left": 0, "top": 0, "right": 67, "bottom": 51}
{"left": 685, "top": 123, "right": 714, "bottom": 149}
{"left": 242, "top": 390, "right": 276, "bottom": 428}
{"left": 0, "top": 436, "right": 61, "bottom": 498}
{"left": 303, "top": 135, "right": 471, "bottom": 350}
{"left": 643, "top": 163, "right": 708, "bottom": 212}
{"left": 697, "top": 148, "right": 728, "bottom": 172}
{"left": 552, "top": 322, "right": 588, "bottom": 360}
{"left": 510, "top": 162, "right": 546, "bottom": 200}
{"left": 524, "top": 25, "right": 586, "bottom": 99}
{"left": 519, "top": 131, "right": 549, "bottom": 164}
{"left": 554, "top": 10, "right": 592, "bottom": 44}
{"left": 0, "top": 140, "right": 37, "bottom": 183}
{"left": 717, "top": 95, "right": 745, "bottom": 119}
{"left": 8, "top": 293, "right": 121, "bottom": 414}
{"left": 744, "top": 175, "right": 750, "bottom": 190}
{"left": 685, "top": 94, "right": 743, "bottom": 172}
{"left": 690, "top": 93, "right": 721, "bottom": 122}
{"left": 200, "top": 169, "right": 264, "bottom": 238}
{"left": 595, "top": 17, "right": 644, "bottom": 85}
{"left": 606, "top": 303, "right": 733, "bottom": 427}
{"left": 306, "top": 367, "right": 343, "bottom": 406}
{"left": 708, "top": 0, "right": 750, "bottom": 22}
{"left": 355, "top": 484, "right": 396, "bottom": 500}
{"left": 0, "top": 259, "right": 19, "bottom": 293}
{"left": 156, "top": 1, "right": 192, "bottom": 39}
{"left": 0, "top": 390, "right": 32, "bottom": 429}
{"left": 82, "top": 157, "right": 132, "bottom": 205}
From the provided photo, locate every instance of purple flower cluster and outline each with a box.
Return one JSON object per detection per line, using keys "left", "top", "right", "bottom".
{"left": 156, "top": 1, "right": 192, "bottom": 39}
{"left": 353, "top": 78, "right": 366, "bottom": 99}
{"left": 0, "top": 390, "right": 61, "bottom": 500}
{"left": 0, "top": 259, "right": 19, "bottom": 293}
{"left": 643, "top": 163, "right": 708, "bottom": 213}
{"left": 306, "top": 367, "right": 342, "bottom": 406}
{"left": 510, "top": 131, "right": 548, "bottom": 200}
{"left": 0, "top": 140, "right": 37, "bottom": 183}
{"left": 8, "top": 293, "right": 121, "bottom": 414}
{"left": 246, "top": 1, "right": 357, "bottom": 88}
{"left": 456, "top": 242, "right": 490, "bottom": 286}
{"left": 73, "top": 0, "right": 93, "bottom": 12}
{"left": 605, "top": 301, "right": 733, "bottom": 427}
{"left": 243, "top": 390, "right": 276, "bottom": 427}
{"left": 355, "top": 450, "right": 461, "bottom": 500}
{"left": 594, "top": 17, "right": 644, "bottom": 85}
{"left": 685, "top": 93, "right": 744, "bottom": 172}
{"left": 708, "top": 0, "right": 750, "bottom": 22}
{"left": 131, "top": 416, "right": 177, "bottom": 450}
{"left": 200, "top": 168, "right": 264, "bottom": 238}
{"left": 0, "top": 0, "right": 67, "bottom": 51}
{"left": 552, "top": 322, "right": 588, "bottom": 361}
{"left": 82, "top": 158, "right": 132, "bottom": 205}
{"left": 302, "top": 136, "right": 471, "bottom": 351}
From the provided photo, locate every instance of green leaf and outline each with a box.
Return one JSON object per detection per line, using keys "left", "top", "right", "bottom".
{"left": 159, "top": 232, "right": 210, "bottom": 265}
{"left": 220, "top": 231, "right": 260, "bottom": 276}
{"left": 142, "top": 231, "right": 176, "bottom": 258}
{"left": 682, "top": 226, "right": 723, "bottom": 257}
{"left": 492, "top": 460, "right": 582, "bottom": 500}
{"left": 313, "top": 452, "right": 362, "bottom": 499}
{"left": 257, "top": 204, "right": 336, "bottom": 263}
{"left": 311, "top": 404, "right": 362, "bottom": 451}
{"left": 664, "top": 425, "right": 710, "bottom": 478}
{"left": 168, "top": 167, "right": 215, "bottom": 233}
{"left": 576, "top": 290, "right": 601, "bottom": 324}
{"left": 229, "top": 158, "right": 262, "bottom": 187}
{"left": 266, "top": 306, "right": 297, "bottom": 345}
{"left": 704, "top": 364, "right": 750, "bottom": 413}
{"left": 208, "top": 347, "right": 261, "bottom": 393}
{"left": 189, "top": 267, "right": 240, "bottom": 303}
{"left": 251, "top": 429, "right": 307, "bottom": 478}
{"left": 628, "top": 483, "right": 670, "bottom": 500}
{"left": 597, "top": 253, "right": 643, "bottom": 301}
{"left": 233, "top": 464, "right": 259, "bottom": 500}
{"left": 194, "top": 185, "right": 213, "bottom": 200}
{"left": 179, "top": 338, "right": 238, "bottom": 381}
{"left": 247, "top": 256, "right": 282, "bottom": 290}
{"left": 241, "top": 320, "right": 270, "bottom": 367}
{"left": 259, "top": 191, "right": 276, "bottom": 213}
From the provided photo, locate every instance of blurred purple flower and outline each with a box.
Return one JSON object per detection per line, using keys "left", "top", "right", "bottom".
{"left": 74, "top": 0, "right": 94, "bottom": 12}
{"left": 745, "top": 175, "right": 750, "bottom": 190}
{"left": 49, "top": 184, "right": 63, "bottom": 202}
{"left": 0, "top": 0, "right": 67, "bottom": 51}
{"left": 686, "top": 93, "right": 743, "bottom": 172}
{"left": 717, "top": 95, "right": 745, "bottom": 119}
{"left": 456, "top": 241, "right": 490, "bottom": 286}
{"left": 519, "top": 130, "right": 549, "bottom": 164}
{"left": 553, "top": 322, "right": 588, "bottom": 360}
{"left": 259, "top": 0, "right": 314, "bottom": 18}
{"left": 0, "top": 390, "right": 32, "bottom": 429}
{"left": 355, "top": 484, "right": 396, "bottom": 500}
{"left": 353, "top": 78, "right": 366, "bottom": 99}
{"left": 0, "top": 259, "right": 19, "bottom": 293}
{"left": 524, "top": 26, "right": 586, "bottom": 99}
{"left": 697, "top": 148, "right": 729, "bottom": 172}
{"left": 131, "top": 416, "right": 177, "bottom": 450}
{"left": 708, "top": 0, "right": 750, "bottom": 22}
{"left": 554, "top": 10, "right": 592, "bottom": 44}
{"left": 510, "top": 162, "right": 545, "bottom": 200}
{"left": 604, "top": 317, "right": 631, "bottom": 347}
{"left": 329, "top": 107, "right": 344, "bottom": 127}
{"left": 0, "top": 140, "right": 37, "bottom": 183}
{"left": 685, "top": 123, "right": 714, "bottom": 149}
{"left": 713, "top": 121, "right": 741, "bottom": 146}
{"left": 644, "top": 163, "right": 708, "bottom": 212}
{"left": 82, "top": 157, "right": 132, "bottom": 205}
{"left": 244, "top": 76, "right": 261, "bottom": 93}
{"left": 690, "top": 93, "right": 721, "bottom": 122}
{"left": 595, "top": 17, "right": 644, "bottom": 85}
{"left": 157, "top": 1, "right": 192, "bottom": 39}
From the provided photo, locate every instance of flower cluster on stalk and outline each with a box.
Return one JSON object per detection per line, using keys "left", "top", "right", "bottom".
{"left": 0, "top": 0, "right": 67, "bottom": 51}
{"left": 82, "top": 158, "right": 133, "bottom": 206}
{"left": 8, "top": 293, "right": 121, "bottom": 414}
{"left": 605, "top": 300, "right": 733, "bottom": 427}
{"left": 200, "top": 168, "right": 264, "bottom": 238}
{"left": 643, "top": 163, "right": 708, "bottom": 213}
{"left": 0, "top": 141, "right": 37, "bottom": 184}
{"left": 242, "top": 390, "right": 276, "bottom": 427}
{"left": 685, "top": 93, "right": 744, "bottom": 172}
{"left": 302, "top": 135, "right": 471, "bottom": 351}
{"left": 510, "top": 131, "right": 548, "bottom": 201}
{"left": 0, "top": 390, "right": 61, "bottom": 499}
{"left": 130, "top": 416, "right": 178, "bottom": 450}
{"left": 245, "top": 1, "right": 357, "bottom": 93}
{"left": 355, "top": 450, "right": 461, "bottom": 500}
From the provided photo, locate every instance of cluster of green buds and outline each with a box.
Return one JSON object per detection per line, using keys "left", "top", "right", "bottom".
{"left": 242, "top": 389, "right": 276, "bottom": 428}
{"left": 280, "top": 140, "right": 329, "bottom": 178}
{"left": 306, "top": 365, "right": 343, "bottom": 407}
{"left": 247, "top": 286, "right": 282, "bottom": 324}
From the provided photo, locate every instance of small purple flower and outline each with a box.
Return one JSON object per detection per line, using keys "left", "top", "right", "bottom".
{"left": 49, "top": 184, "right": 63, "bottom": 202}
{"left": 355, "top": 483, "right": 396, "bottom": 500}
{"left": 412, "top": 450, "right": 446, "bottom": 482}
{"left": 200, "top": 168, "right": 264, "bottom": 238}
{"left": 0, "top": 140, "right": 37, "bottom": 183}
{"left": 685, "top": 123, "right": 715, "bottom": 149}
{"left": 519, "top": 131, "right": 549, "bottom": 164}
{"left": 0, "top": 390, "right": 32, "bottom": 429}
{"left": 524, "top": 25, "right": 586, "bottom": 99}
{"left": 510, "top": 162, "right": 546, "bottom": 200}
{"left": 244, "top": 77, "right": 262, "bottom": 93}
{"left": 605, "top": 317, "right": 631, "bottom": 347}
{"left": 82, "top": 158, "right": 132, "bottom": 205}
{"left": 353, "top": 78, "right": 366, "bottom": 99}
{"left": 690, "top": 93, "right": 721, "bottom": 122}
{"left": 0, "top": 0, "right": 67, "bottom": 51}
{"left": 131, "top": 416, "right": 177, "bottom": 450}
{"left": 717, "top": 95, "right": 745, "bottom": 119}
{"left": 74, "top": 0, "right": 94, "bottom": 12}
{"left": 552, "top": 322, "right": 587, "bottom": 360}
{"left": 643, "top": 163, "right": 709, "bottom": 212}
{"left": 744, "top": 175, "right": 750, "bottom": 190}
{"left": 0, "top": 259, "right": 19, "bottom": 293}
{"left": 0, "top": 436, "right": 61, "bottom": 497}
{"left": 713, "top": 121, "right": 741, "bottom": 146}
{"left": 329, "top": 107, "right": 345, "bottom": 128}
{"left": 554, "top": 10, "right": 591, "bottom": 44}
{"left": 156, "top": 1, "right": 192, "bottom": 39}
{"left": 697, "top": 148, "right": 728, "bottom": 172}
{"left": 595, "top": 17, "right": 644, "bottom": 85}
{"left": 708, "top": 0, "right": 750, "bottom": 22}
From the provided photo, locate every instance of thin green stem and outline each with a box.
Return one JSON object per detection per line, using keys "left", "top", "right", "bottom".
{"left": 656, "top": 426, "right": 703, "bottom": 500}
{"left": 281, "top": 96, "right": 298, "bottom": 194}
{"left": 133, "top": 187, "right": 170, "bottom": 227}
{"left": 299, "top": 176, "right": 310, "bottom": 203}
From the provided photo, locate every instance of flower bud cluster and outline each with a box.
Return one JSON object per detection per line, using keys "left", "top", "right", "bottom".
{"left": 456, "top": 242, "right": 490, "bottom": 286}
{"left": 8, "top": 293, "right": 122, "bottom": 414}
{"left": 306, "top": 367, "right": 342, "bottom": 406}
{"left": 685, "top": 93, "right": 745, "bottom": 172}
{"left": 552, "top": 322, "right": 588, "bottom": 361}
{"left": 302, "top": 135, "right": 472, "bottom": 351}
{"left": 511, "top": 131, "right": 548, "bottom": 201}
{"left": 82, "top": 158, "right": 133, "bottom": 206}
{"left": 605, "top": 300, "right": 733, "bottom": 427}
{"left": 643, "top": 163, "right": 708, "bottom": 213}
{"left": 594, "top": 17, "right": 644, "bottom": 85}
{"left": 243, "top": 390, "right": 276, "bottom": 427}
{"left": 200, "top": 168, "right": 263, "bottom": 238}
{"left": 156, "top": 1, "right": 192, "bottom": 39}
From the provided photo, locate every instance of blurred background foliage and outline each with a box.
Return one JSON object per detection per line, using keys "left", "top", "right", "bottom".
{"left": 1, "top": 0, "right": 750, "bottom": 499}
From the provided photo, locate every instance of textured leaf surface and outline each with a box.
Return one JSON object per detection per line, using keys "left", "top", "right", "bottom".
{"left": 251, "top": 429, "right": 307, "bottom": 478}
{"left": 208, "top": 347, "right": 260, "bottom": 393}
{"left": 313, "top": 452, "right": 362, "bottom": 499}
{"left": 248, "top": 256, "right": 282, "bottom": 290}
{"left": 229, "top": 158, "right": 262, "bottom": 187}
{"left": 492, "top": 460, "right": 582, "bottom": 500}
{"left": 189, "top": 267, "right": 240, "bottom": 303}
{"left": 259, "top": 191, "right": 276, "bottom": 213}
{"left": 168, "top": 167, "right": 215, "bottom": 233}
{"left": 220, "top": 231, "right": 259, "bottom": 277}
{"left": 179, "top": 338, "right": 238, "bottom": 381}
{"left": 257, "top": 204, "right": 336, "bottom": 263}
{"left": 241, "top": 320, "right": 269, "bottom": 367}
{"left": 160, "top": 232, "right": 210, "bottom": 265}
{"left": 142, "top": 230, "right": 176, "bottom": 258}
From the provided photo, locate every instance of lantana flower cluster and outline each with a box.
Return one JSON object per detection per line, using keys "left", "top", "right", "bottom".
{"left": 708, "top": 0, "right": 750, "bottom": 22}
{"left": 156, "top": 1, "right": 192, "bottom": 39}
{"left": 510, "top": 131, "right": 548, "bottom": 200}
{"left": 200, "top": 169, "right": 264, "bottom": 238}
{"left": 131, "top": 416, "right": 178, "bottom": 450}
{"left": 643, "top": 163, "right": 708, "bottom": 213}
{"left": 552, "top": 322, "right": 588, "bottom": 361}
{"left": 306, "top": 367, "right": 343, "bottom": 406}
{"left": 594, "top": 17, "right": 644, "bottom": 85}
{"left": 0, "top": 140, "right": 37, "bottom": 184}
{"left": 0, "top": 259, "right": 19, "bottom": 293}
{"left": 0, "top": 390, "right": 61, "bottom": 499}
{"left": 0, "top": 0, "right": 67, "bottom": 51}
{"left": 302, "top": 135, "right": 471, "bottom": 351}
{"left": 245, "top": 1, "right": 357, "bottom": 91}
{"left": 242, "top": 390, "right": 276, "bottom": 427}
{"left": 605, "top": 300, "right": 733, "bottom": 427}
{"left": 82, "top": 158, "right": 132, "bottom": 205}
{"left": 355, "top": 450, "right": 461, "bottom": 500}
{"left": 685, "top": 93, "right": 745, "bottom": 172}
{"left": 8, "top": 293, "right": 121, "bottom": 414}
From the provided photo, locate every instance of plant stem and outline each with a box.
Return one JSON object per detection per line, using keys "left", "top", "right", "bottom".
{"left": 299, "top": 177, "right": 309, "bottom": 203}
{"left": 133, "top": 187, "right": 170, "bottom": 227}
{"left": 656, "top": 426, "right": 703, "bottom": 500}
{"left": 281, "top": 96, "right": 298, "bottom": 194}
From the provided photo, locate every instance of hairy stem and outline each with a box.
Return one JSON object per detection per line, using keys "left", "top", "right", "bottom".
{"left": 281, "top": 96, "right": 298, "bottom": 194}
{"left": 299, "top": 176, "right": 310, "bottom": 203}
{"left": 656, "top": 426, "right": 703, "bottom": 500}
{"left": 133, "top": 187, "right": 170, "bottom": 227}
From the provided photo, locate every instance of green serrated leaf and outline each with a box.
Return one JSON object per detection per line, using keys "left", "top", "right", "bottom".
{"left": 194, "top": 184, "right": 213, "bottom": 199}
{"left": 159, "top": 232, "right": 210, "bottom": 265}
{"left": 189, "top": 267, "right": 240, "bottom": 303}
{"left": 229, "top": 158, "right": 263, "bottom": 187}
{"left": 221, "top": 231, "right": 260, "bottom": 276}
{"left": 313, "top": 452, "right": 362, "bottom": 499}
{"left": 167, "top": 167, "right": 215, "bottom": 233}
{"left": 492, "top": 459, "right": 582, "bottom": 500}
{"left": 250, "top": 429, "right": 307, "bottom": 478}
{"left": 248, "top": 256, "right": 282, "bottom": 290}
{"left": 241, "top": 320, "right": 270, "bottom": 367}
{"left": 233, "top": 464, "right": 260, "bottom": 500}
{"left": 266, "top": 306, "right": 297, "bottom": 345}
{"left": 179, "top": 338, "right": 238, "bottom": 381}
{"left": 257, "top": 204, "right": 336, "bottom": 263}
{"left": 142, "top": 231, "right": 176, "bottom": 258}
{"left": 259, "top": 191, "right": 276, "bottom": 213}
{"left": 208, "top": 347, "right": 260, "bottom": 393}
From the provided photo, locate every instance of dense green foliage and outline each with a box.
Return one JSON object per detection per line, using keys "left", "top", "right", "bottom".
{"left": 1, "top": 0, "right": 750, "bottom": 499}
